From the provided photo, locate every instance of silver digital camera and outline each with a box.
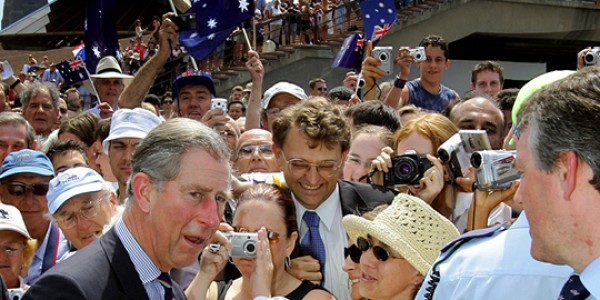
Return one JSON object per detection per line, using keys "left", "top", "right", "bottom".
{"left": 471, "top": 150, "right": 519, "bottom": 191}
{"left": 372, "top": 46, "right": 393, "bottom": 75}
{"left": 437, "top": 130, "right": 491, "bottom": 182}
{"left": 409, "top": 47, "right": 426, "bottom": 61}
{"left": 584, "top": 47, "right": 600, "bottom": 66}
{"left": 223, "top": 232, "right": 258, "bottom": 258}
{"left": 8, "top": 288, "right": 23, "bottom": 300}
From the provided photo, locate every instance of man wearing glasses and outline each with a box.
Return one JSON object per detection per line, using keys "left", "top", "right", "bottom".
{"left": 271, "top": 97, "right": 396, "bottom": 300}
{"left": 234, "top": 129, "right": 280, "bottom": 175}
{"left": 308, "top": 78, "right": 328, "bottom": 97}
{"left": 47, "top": 167, "right": 118, "bottom": 251}
{"left": 260, "top": 81, "right": 307, "bottom": 132}
{"left": 0, "top": 149, "right": 70, "bottom": 284}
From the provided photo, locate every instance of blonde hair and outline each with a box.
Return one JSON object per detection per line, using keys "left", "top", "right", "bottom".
{"left": 393, "top": 113, "right": 458, "bottom": 154}
{"left": 21, "top": 239, "right": 37, "bottom": 277}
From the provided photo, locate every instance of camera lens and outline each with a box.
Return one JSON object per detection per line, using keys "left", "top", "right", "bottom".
{"left": 379, "top": 52, "right": 388, "bottom": 61}
{"left": 393, "top": 158, "right": 417, "bottom": 181}
{"left": 244, "top": 241, "right": 256, "bottom": 255}
{"left": 471, "top": 152, "right": 483, "bottom": 168}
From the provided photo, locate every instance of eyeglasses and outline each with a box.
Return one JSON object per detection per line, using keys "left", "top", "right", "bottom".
{"left": 345, "top": 155, "right": 371, "bottom": 169}
{"left": 53, "top": 198, "right": 105, "bottom": 229}
{"left": 233, "top": 227, "right": 280, "bottom": 244}
{"left": 0, "top": 243, "right": 25, "bottom": 257}
{"left": 317, "top": 87, "right": 327, "bottom": 91}
{"left": 5, "top": 182, "right": 49, "bottom": 197}
{"left": 356, "top": 236, "right": 399, "bottom": 262}
{"left": 238, "top": 143, "right": 274, "bottom": 158}
{"left": 281, "top": 153, "right": 340, "bottom": 178}
{"left": 266, "top": 107, "right": 282, "bottom": 118}
{"left": 163, "top": 100, "right": 173, "bottom": 104}
{"left": 59, "top": 108, "right": 68, "bottom": 114}
{"left": 344, "top": 244, "right": 362, "bottom": 263}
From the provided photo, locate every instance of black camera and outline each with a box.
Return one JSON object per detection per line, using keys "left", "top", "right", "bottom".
{"left": 171, "top": 13, "right": 197, "bottom": 32}
{"left": 383, "top": 150, "right": 433, "bottom": 186}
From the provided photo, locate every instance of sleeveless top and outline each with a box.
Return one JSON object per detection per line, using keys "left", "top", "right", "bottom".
{"left": 216, "top": 279, "right": 323, "bottom": 300}
{"left": 406, "top": 78, "right": 457, "bottom": 113}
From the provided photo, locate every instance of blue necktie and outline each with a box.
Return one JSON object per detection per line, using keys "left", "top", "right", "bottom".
{"left": 558, "top": 275, "right": 590, "bottom": 300}
{"left": 300, "top": 211, "right": 326, "bottom": 285}
{"left": 158, "top": 272, "right": 174, "bottom": 300}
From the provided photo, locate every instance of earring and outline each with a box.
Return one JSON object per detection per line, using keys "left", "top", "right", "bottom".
{"left": 228, "top": 256, "right": 234, "bottom": 264}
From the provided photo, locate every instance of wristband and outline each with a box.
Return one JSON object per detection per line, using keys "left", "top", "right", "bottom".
{"left": 394, "top": 76, "right": 406, "bottom": 89}
{"left": 9, "top": 78, "right": 20, "bottom": 90}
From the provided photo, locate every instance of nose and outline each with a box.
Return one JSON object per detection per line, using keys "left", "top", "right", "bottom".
{"left": 360, "top": 248, "right": 378, "bottom": 267}
{"left": 354, "top": 165, "right": 370, "bottom": 182}
{"left": 342, "top": 254, "right": 357, "bottom": 272}
{"left": 304, "top": 166, "right": 321, "bottom": 184}
{"left": 76, "top": 214, "right": 93, "bottom": 230}
{"left": 198, "top": 195, "right": 221, "bottom": 230}
{"left": 250, "top": 149, "right": 263, "bottom": 161}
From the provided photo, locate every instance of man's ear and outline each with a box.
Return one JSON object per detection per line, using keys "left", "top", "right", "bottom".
{"left": 561, "top": 151, "right": 579, "bottom": 200}
{"left": 272, "top": 144, "right": 284, "bottom": 169}
{"left": 131, "top": 172, "right": 154, "bottom": 213}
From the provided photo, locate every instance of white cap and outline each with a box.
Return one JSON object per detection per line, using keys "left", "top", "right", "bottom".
{"left": 102, "top": 108, "right": 162, "bottom": 154}
{"left": 47, "top": 167, "right": 106, "bottom": 215}
{"left": 261, "top": 82, "right": 307, "bottom": 110}
{"left": 0, "top": 203, "right": 31, "bottom": 239}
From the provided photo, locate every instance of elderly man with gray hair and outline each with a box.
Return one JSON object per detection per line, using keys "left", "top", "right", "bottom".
{"left": 20, "top": 81, "right": 61, "bottom": 142}
{"left": 25, "top": 118, "right": 232, "bottom": 300}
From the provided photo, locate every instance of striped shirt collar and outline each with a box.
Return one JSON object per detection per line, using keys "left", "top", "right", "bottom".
{"left": 115, "top": 219, "right": 161, "bottom": 285}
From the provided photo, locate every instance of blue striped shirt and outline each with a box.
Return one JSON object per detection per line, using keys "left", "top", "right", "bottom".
{"left": 115, "top": 219, "right": 170, "bottom": 299}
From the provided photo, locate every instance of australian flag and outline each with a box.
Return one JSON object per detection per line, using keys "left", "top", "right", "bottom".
{"left": 180, "top": 0, "right": 253, "bottom": 61}
{"left": 56, "top": 59, "right": 90, "bottom": 85}
{"left": 332, "top": 33, "right": 365, "bottom": 71}
{"left": 360, "top": 0, "right": 397, "bottom": 44}
{"left": 84, "top": 0, "right": 119, "bottom": 74}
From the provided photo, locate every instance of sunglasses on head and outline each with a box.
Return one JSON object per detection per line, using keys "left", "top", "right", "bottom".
{"left": 344, "top": 244, "right": 362, "bottom": 263}
{"left": 356, "top": 236, "right": 396, "bottom": 262}
{"left": 6, "top": 182, "right": 49, "bottom": 197}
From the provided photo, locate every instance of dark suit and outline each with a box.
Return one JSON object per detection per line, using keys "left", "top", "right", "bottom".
{"left": 23, "top": 228, "right": 185, "bottom": 300}
{"left": 337, "top": 179, "right": 397, "bottom": 216}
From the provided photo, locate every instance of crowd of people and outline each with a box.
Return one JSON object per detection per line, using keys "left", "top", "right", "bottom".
{"left": 0, "top": 1, "right": 597, "bottom": 299}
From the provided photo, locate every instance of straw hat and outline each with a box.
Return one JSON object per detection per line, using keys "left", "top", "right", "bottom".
{"left": 343, "top": 194, "right": 459, "bottom": 275}
{"left": 90, "top": 56, "right": 133, "bottom": 83}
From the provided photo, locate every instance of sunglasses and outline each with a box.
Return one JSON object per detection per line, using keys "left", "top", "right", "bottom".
{"left": 356, "top": 236, "right": 396, "bottom": 262}
{"left": 6, "top": 182, "right": 49, "bottom": 197}
{"left": 344, "top": 244, "right": 362, "bottom": 263}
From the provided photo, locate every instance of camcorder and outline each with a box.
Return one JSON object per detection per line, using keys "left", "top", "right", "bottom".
{"left": 584, "top": 47, "right": 600, "bottom": 67}
{"left": 171, "top": 13, "right": 198, "bottom": 32}
{"left": 437, "top": 130, "right": 491, "bottom": 183}
{"left": 471, "top": 150, "right": 519, "bottom": 191}
{"left": 383, "top": 150, "right": 433, "bottom": 186}
{"left": 372, "top": 46, "right": 393, "bottom": 75}
{"left": 223, "top": 232, "right": 258, "bottom": 258}
{"left": 409, "top": 47, "right": 426, "bottom": 61}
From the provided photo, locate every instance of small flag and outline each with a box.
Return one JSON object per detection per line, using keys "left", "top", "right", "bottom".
{"left": 72, "top": 43, "right": 86, "bottom": 60}
{"left": 360, "top": 0, "right": 397, "bottom": 44}
{"left": 55, "top": 59, "right": 91, "bottom": 85}
{"left": 332, "top": 33, "right": 365, "bottom": 71}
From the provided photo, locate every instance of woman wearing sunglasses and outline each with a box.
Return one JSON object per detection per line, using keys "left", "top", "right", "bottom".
{"left": 186, "top": 184, "right": 334, "bottom": 300}
{"left": 343, "top": 193, "right": 459, "bottom": 300}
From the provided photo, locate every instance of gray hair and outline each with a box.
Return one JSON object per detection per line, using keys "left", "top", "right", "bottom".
{"left": 125, "top": 118, "right": 231, "bottom": 205}
{"left": 20, "top": 81, "right": 61, "bottom": 109}
{"left": 517, "top": 66, "right": 600, "bottom": 191}
{"left": 0, "top": 112, "right": 36, "bottom": 148}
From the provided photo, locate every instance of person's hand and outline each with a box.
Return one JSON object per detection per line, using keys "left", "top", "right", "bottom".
{"left": 368, "top": 146, "right": 394, "bottom": 186}
{"left": 455, "top": 166, "right": 475, "bottom": 193}
{"left": 577, "top": 47, "right": 591, "bottom": 70}
{"left": 288, "top": 255, "right": 322, "bottom": 285}
{"left": 198, "top": 229, "right": 231, "bottom": 280}
{"left": 160, "top": 13, "right": 179, "bottom": 58}
{"left": 246, "top": 51, "right": 264, "bottom": 83}
{"left": 201, "top": 109, "right": 229, "bottom": 128}
{"left": 395, "top": 47, "right": 413, "bottom": 80}
{"left": 415, "top": 155, "right": 446, "bottom": 204}
{"left": 251, "top": 227, "right": 274, "bottom": 298}
{"left": 361, "top": 41, "right": 384, "bottom": 89}
{"left": 349, "top": 93, "right": 361, "bottom": 105}
{"left": 98, "top": 102, "right": 114, "bottom": 119}
{"left": 1, "top": 60, "right": 14, "bottom": 81}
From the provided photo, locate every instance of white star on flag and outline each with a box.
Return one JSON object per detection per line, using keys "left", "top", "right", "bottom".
{"left": 365, "top": 14, "right": 370, "bottom": 19}
{"left": 207, "top": 19, "right": 217, "bottom": 29}
{"left": 93, "top": 46, "right": 101, "bottom": 58}
{"left": 239, "top": 0, "right": 249, "bottom": 12}
{"left": 379, "top": 2, "right": 385, "bottom": 7}
{"left": 190, "top": 33, "right": 198, "bottom": 38}
{"left": 202, "top": 3, "right": 207, "bottom": 8}
{"left": 208, "top": 33, "right": 215, "bottom": 40}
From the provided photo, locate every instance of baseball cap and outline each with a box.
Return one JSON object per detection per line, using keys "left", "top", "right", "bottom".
{"left": 0, "top": 203, "right": 31, "bottom": 239}
{"left": 47, "top": 167, "right": 105, "bottom": 215}
{"left": 172, "top": 70, "right": 216, "bottom": 99}
{"left": 0, "top": 149, "right": 54, "bottom": 180}
{"left": 102, "top": 108, "right": 162, "bottom": 154}
{"left": 261, "top": 82, "right": 307, "bottom": 110}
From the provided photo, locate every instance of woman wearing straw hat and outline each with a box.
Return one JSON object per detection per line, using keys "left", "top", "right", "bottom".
{"left": 343, "top": 193, "right": 459, "bottom": 300}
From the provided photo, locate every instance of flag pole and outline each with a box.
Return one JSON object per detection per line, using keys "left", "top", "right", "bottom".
{"left": 241, "top": 27, "right": 253, "bottom": 52}
{"left": 168, "top": 0, "right": 199, "bottom": 71}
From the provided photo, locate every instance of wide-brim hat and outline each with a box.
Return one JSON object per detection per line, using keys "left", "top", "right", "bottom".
{"left": 172, "top": 70, "right": 216, "bottom": 99}
{"left": 90, "top": 56, "right": 134, "bottom": 83}
{"left": 47, "top": 167, "right": 105, "bottom": 215}
{"left": 261, "top": 81, "right": 307, "bottom": 110}
{"left": 343, "top": 194, "right": 459, "bottom": 275}
{"left": 0, "top": 203, "right": 31, "bottom": 239}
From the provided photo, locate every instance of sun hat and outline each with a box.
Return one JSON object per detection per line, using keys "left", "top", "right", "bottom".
{"left": 0, "top": 149, "right": 54, "bottom": 180}
{"left": 47, "top": 167, "right": 106, "bottom": 215}
{"left": 90, "top": 56, "right": 134, "bottom": 82}
{"left": 102, "top": 108, "right": 162, "bottom": 154}
{"left": 261, "top": 81, "right": 307, "bottom": 110}
{"left": 343, "top": 193, "right": 459, "bottom": 275}
{"left": 172, "top": 69, "right": 216, "bottom": 99}
{"left": 0, "top": 203, "right": 31, "bottom": 239}
{"left": 509, "top": 70, "right": 575, "bottom": 145}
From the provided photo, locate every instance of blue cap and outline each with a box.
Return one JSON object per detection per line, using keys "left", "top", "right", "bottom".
{"left": 172, "top": 70, "right": 216, "bottom": 99}
{"left": 47, "top": 167, "right": 105, "bottom": 215}
{"left": 0, "top": 149, "right": 54, "bottom": 180}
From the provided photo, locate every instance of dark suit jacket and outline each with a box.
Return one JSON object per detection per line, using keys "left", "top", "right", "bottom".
{"left": 23, "top": 227, "right": 186, "bottom": 300}
{"left": 337, "top": 179, "right": 398, "bottom": 216}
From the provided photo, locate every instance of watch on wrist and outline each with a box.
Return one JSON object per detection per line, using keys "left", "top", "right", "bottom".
{"left": 394, "top": 76, "right": 407, "bottom": 89}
